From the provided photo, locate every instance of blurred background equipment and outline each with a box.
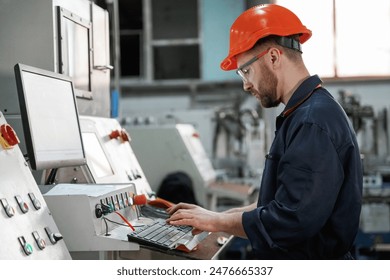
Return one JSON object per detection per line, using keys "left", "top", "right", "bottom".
{"left": 338, "top": 90, "right": 390, "bottom": 259}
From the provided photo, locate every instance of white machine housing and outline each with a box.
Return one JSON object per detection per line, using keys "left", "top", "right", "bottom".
{"left": 0, "top": 112, "right": 71, "bottom": 260}
{"left": 43, "top": 183, "right": 140, "bottom": 253}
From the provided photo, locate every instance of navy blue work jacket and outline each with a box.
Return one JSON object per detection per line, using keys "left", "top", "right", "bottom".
{"left": 242, "top": 75, "right": 363, "bottom": 259}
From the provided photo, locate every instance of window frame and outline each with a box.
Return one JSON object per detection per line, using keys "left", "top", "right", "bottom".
{"left": 274, "top": 0, "right": 390, "bottom": 82}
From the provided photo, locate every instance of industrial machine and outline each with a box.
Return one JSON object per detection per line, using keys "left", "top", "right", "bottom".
{"left": 13, "top": 63, "right": 157, "bottom": 259}
{"left": 13, "top": 62, "right": 216, "bottom": 259}
{"left": 0, "top": 112, "right": 71, "bottom": 260}
{"left": 1, "top": 0, "right": 232, "bottom": 261}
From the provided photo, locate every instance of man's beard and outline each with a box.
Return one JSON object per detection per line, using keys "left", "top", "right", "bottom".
{"left": 254, "top": 65, "right": 280, "bottom": 108}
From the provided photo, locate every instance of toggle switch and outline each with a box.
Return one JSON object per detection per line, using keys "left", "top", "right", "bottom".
{"left": 120, "top": 193, "right": 127, "bottom": 208}
{"left": 44, "top": 227, "right": 63, "bottom": 244}
{"left": 127, "top": 192, "right": 135, "bottom": 206}
{"left": 105, "top": 197, "right": 114, "bottom": 213}
{"left": 125, "top": 192, "right": 133, "bottom": 206}
{"left": 131, "top": 170, "right": 138, "bottom": 180}
{"left": 131, "top": 169, "right": 141, "bottom": 179}
{"left": 28, "top": 193, "right": 41, "bottom": 210}
{"left": 135, "top": 169, "right": 142, "bottom": 178}
{"left": 18, "top": 236, "right": 33, "bottom": 256}
{"left": 1, "top": 198, "right": 15, "bottom": 217}
{"left": 15, "top": 195, "right": 29, "bottom": 213}
{"left": 124, "top": 192, "right": 129, "bottom": 206}
{"left": 32, "top": 231, "right": 46, "bottom": 250}
{"left": 126, "top": 171, "right": 133, "bottom": 181}
{"left": 117, "top": 193, "right": 124, "bottom": 209}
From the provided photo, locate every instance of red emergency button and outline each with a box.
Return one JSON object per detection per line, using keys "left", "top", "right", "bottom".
{"left": 109, "top": 129, "right": 121, "bottom": 139}
{"left": 0, "top": 124, "right": 20, "bottom": 149}
{"left": 109, "top": 129, "right": 130, "bottom": 142}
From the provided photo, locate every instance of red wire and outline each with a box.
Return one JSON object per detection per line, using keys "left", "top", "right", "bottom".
{"left": 114, "top": 211, "right": 135, "bottom": 231}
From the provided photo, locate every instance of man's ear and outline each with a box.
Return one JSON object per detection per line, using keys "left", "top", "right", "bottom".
{"left": 269, "top": 48, "right": 282, "bottom": 68}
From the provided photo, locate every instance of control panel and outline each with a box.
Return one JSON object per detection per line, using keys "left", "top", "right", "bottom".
{"left": 43, "top": 183, "right": 141, "bottom": 253}
{"left": 0, "top": 112, "right": 71, "bottom": 259}
{"left": 55, "top": 116, "right": 153, "bottom": 197}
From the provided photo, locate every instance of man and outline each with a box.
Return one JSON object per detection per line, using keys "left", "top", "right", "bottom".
{"left": 167, "top": 4, "right": 362, "bottom": 259}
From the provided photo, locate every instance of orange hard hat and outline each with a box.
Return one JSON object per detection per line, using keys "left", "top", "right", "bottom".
{"left": 220, "top": 4, "right": 312, "bottom": 71}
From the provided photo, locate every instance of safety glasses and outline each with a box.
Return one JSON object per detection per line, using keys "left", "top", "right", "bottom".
{"left": 235, "top": 48, "right": 271, "bottom": 83}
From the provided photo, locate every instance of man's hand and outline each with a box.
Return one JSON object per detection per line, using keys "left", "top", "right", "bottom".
{"left": 166, "top": 202, "right": 248, "bottom": 238}
{"left": 166, "top": 203, "right": 220, "bottom": 235}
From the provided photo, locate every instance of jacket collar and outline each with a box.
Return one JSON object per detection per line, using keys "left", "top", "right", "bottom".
{"left": 276, "top": 75, "right": 322, "bottom": 129}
